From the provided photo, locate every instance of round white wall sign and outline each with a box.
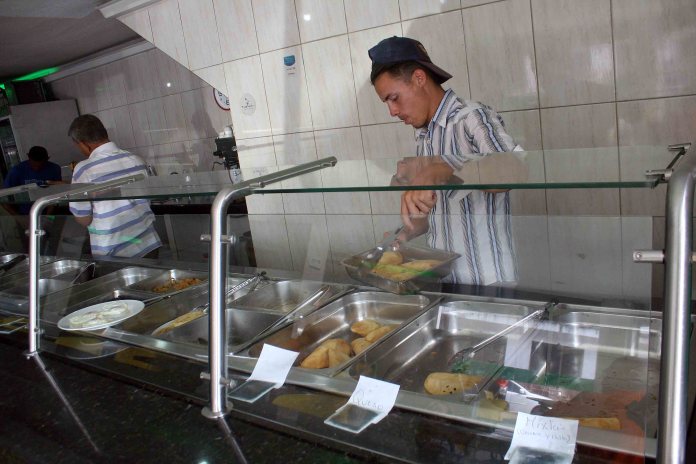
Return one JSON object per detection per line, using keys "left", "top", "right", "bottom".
{"left": 214, "top": 88, "right": 230, "bottom": 110}
{"left": 240, "top": 93, "right": 256, "bottom": 116}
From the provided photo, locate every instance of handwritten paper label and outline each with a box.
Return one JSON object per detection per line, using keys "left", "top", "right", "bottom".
{"left": 505, "top": 413, "right": 578, "bottom": 463}
{"left": 347, "top": 376, "right": 400, "bottom": 417}
{"left": 325, "top": 376, "right": 400, "bottom": 434}
{"left": 247, "top": 344, "right": 299, "bottom": 388}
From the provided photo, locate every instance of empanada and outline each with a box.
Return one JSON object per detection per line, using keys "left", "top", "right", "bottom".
{"left": 364, "top": 324, "right": 397, "bottom": 342}
{"left": 351, "top": 337, "right": 372, "bottom": 355}
{"left": 377, "top": 251, "right": 403, "bottom": 266}
{"left": 351, "top": 319, "right": 381, "bottom": 336}
{"left": 300, "top": 346, "right": 329, "bottom": 369}
{"left": 328, "top": 348, "right": 351, "bottom": 367}
{"left": 400, "top": 259, "right": 441, "bottom": 271}
{"left": 319, "top": 338, "right": 351, "bottom": 356}
{"left": 424, "top": 372, "right": 483, "bottom": 395}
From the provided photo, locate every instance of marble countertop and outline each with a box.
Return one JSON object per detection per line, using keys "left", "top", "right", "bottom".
{"left": 1, "top": 331, "right": 664, "bottom": 464}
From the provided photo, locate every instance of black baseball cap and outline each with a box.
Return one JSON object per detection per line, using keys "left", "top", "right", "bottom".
{"left": 368, "top": 36, "right": 452, "bottom": 85}
{"left": 27, "top": 146, "right": 49, "bottom": 162}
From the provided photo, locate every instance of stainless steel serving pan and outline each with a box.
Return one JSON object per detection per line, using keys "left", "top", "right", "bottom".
{"left": 241, "top": 291, "right": 433, "bottom": 376}
{"left": 155, "top": 308, "right": 283, "bottom": 351}
{"left": 39, "top": 266, "right": 162, "bottom": 320}
{"left": 126, "top": 269, "right": 207, "bottom": 294}
{"left": 118, "top": 275, "right": 273, "bottom": 336}
{"left": 349, "top": 300, "right": 662, "bottom": 413}
{"left": 0, "top": 260, "right": 103, "bottom": 314}
{"left": 342, "top": 242, "right": 460, "bottom": 294}
{"left": 230, "top": 280, "right": 351, "bottom": 313}
{"left": 348, "top": 299, "right": 535, "bottom": 394}
{"left": 0, "top": 259, "right": 89, "bottom": 290}
{"left": 0, "top": 254, "right": 57, "bottom": 277}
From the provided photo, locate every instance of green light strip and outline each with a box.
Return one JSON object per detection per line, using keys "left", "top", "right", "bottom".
{"left": 13, "top": 67, "right": 60, "bottom": 81}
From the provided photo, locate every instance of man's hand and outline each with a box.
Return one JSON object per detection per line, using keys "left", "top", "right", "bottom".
{"left": 395, "top": 156, "right": 453, "bottom": 233}
{"left": 401, "top": 190, "right": 436, "bottom": 231}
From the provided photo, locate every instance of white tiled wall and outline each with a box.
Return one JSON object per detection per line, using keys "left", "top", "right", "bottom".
{"left": 49, "top": 48, "right": 231, "bottom": 177}
{"left": 98, "top": 0, "right": 696, "bottom": 300}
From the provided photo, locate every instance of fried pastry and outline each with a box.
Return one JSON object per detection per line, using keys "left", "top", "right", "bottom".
{"left": 300, "top": 346, "right": 329, "bottom": 369}
{"left": 319, "top": 338, "right": 351, "bottom": 356}
{"left": 364, "top": 324, "right": 397, "bottom": 343}
{"left": 377, "top": 251, "right": 403, "bottom": 266}
{"left": 350, "top": 319, "right": 381, "bottom": 336}
{"left": 400, "top": 259, "right": 441, "bottom": 271}
{"left": 424, "top": 373, "right": 483, "bottom": 395}
{"left": 351, "top": 337, "right": 372, "bottom": 355}
{"left": 328, "top": 349, "right": 351, "bottom": 368}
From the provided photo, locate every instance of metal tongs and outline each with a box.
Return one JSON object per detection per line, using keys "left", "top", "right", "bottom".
{"left": 151, "top": 272, "right": 267, "bottom": 336}
{"left": 360, "top": 225, "right": 405, "bottom": 268}
{"left": 190, "top": 271, "right": 267, "bottom": 314}
{"left": 71, "top": 262, "right": 96, "bottom": 284}
{"left": 447, "top": 300, "right": 556, "bottom": 370}
{"left": 233, "top": 284, "right": 338, "bottom": 353}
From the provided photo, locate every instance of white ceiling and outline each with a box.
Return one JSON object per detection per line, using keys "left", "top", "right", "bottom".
{"left": 0, "top": 0, "right": 138, "bottom": 81}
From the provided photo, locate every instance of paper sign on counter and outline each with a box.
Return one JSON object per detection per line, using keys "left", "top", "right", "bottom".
{"left": 505, "top": 412, "right": 578, "bottom": 463}
{"left": 247, "top": 344, "right": 299, "bottom": 387}
{"left": 229, "top": 344, "right": 298, "bottom": 403}
{"left": 325, "top": 376, "right": 400, "bottom": 434}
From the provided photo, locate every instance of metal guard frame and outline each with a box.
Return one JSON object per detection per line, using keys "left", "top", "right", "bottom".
{"left": 660, "top": 143, "right": 694, "bottom": 463}
{"left": 21, "top": 145, "right": 696, "bottom": 462}
{"left": 26, "top": 174, "right": 145, "bottom": 355}
{"left": 203, "top": 157, "right": 337, "bottom": 419}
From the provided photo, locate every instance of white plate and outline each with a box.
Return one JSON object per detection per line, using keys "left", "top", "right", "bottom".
{"left": 58, "top": 300, "right": 145, "bottom": 331}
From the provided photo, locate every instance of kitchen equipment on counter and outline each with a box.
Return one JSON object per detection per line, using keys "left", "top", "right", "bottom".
{"left": 0, "top": 259, "right": 106, "bottom": 314}
{"left": 0, "top": 254, "right": 26, "bottom": 276}
{"left": 230, "top": 280, "right": 351, "bottom": 313}
{"left": 126, "top": 269, "right": 208, "bottom": 294}
{"left": 359, "top": 225, "right": 405, "bottom": 268}
{"left": 151, "top": 272, "right": 268, "bottom": 336}
{"left": 241, "top": 291, "right": 434, "bottom": 376}
{"left": 232, "top": 284, "right": 351, "bottom": 354}
{"left": 446, "top": 300, "right": 555, "bottom": 370}
{"left": 0, "top": 254, "right": 56, "bottom": 277}
{"left": 342, "top": 242, "right": 459, "bottom": 295}
{"left": 348, "top": 299, "right": 535, "bottom": 397}
{"left": 57, "top": 300, "right": 145, "bottom": 332}
{"left": 119, "top": 274, "right": 273, "bottom": 337}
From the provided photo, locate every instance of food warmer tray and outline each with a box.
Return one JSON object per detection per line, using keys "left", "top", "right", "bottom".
{"left": 239, "top": 291, "right": 434, "bottom": 376}
{"left": 229, "top": 280, "right": 349, "bottom": 313}
{"left": 342, "top": 242, "right": 459, "bottom": 295}
{"left": 348, "top": 298, "right": 664, "bottom": 439}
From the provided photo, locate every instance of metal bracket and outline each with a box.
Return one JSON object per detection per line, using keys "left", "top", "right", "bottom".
{"left": 200, "top": 234, "right": 236, "bottom": 244}
{"left": 633, "top": 250, "right": 665, "bottom": 263}
{"left": 200, "top": 371, "right": 237, "bottom": 388}
{"left": 645, "top": 144, "right": 692, "bottom": 182}
{"left": 633, "top": 249, "right": 696, "bottom": 263}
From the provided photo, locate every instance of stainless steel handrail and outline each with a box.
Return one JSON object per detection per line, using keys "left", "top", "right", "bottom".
{"left": 0, "top": 182, "right": 39, "bottom": 198}
{"left": 660, "top": 143, "right": 693, "bottom": 464}
{"left": 202, "top": 157, "right": 337, "bottom": 419}
{"left": 26, "top": 174, "right": 145, "bottom": 356}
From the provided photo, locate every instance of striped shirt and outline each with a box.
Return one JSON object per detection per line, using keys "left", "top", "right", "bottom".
{"left": 415, "top": 89, "right": 519, "bottom": 285}
{"left": 69, "top": 142, "right": 161, "bottom": 258}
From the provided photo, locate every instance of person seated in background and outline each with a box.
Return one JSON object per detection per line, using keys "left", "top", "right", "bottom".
{"left": 2, "top": 146, "right": 62, "bottom": 214}
{"left": 68, "top": 114, "right": 161, "bottom": 258}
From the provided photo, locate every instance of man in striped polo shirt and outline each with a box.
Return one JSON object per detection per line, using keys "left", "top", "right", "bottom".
{"left": 68, "top": 115, "right": 161, "bottom": 258}
{"left": 369, "top": 36, "right": 521, "bottom": 286}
